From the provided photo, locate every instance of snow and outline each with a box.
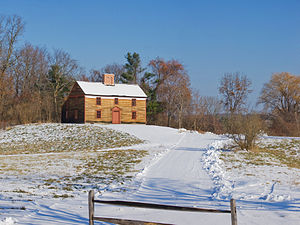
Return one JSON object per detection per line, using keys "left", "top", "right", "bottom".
{"left": 1, "top": 124, "right": 300, "bottom": 224}
{"left": 77, "top": 81, "right": 147, "bottom": 98}
{"left": 0, "top": 217, "right": 17, "bottom": 225}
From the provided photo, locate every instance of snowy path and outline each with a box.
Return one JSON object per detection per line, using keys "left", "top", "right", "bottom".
{"left": 126, "top": 131, "right": 216, "bottom": 206}
{"left": 98, "top": 125, "right": 231, "bottom": 225}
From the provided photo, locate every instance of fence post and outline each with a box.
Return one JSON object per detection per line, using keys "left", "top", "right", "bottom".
{"left": 89, "top": 190, "right": 95, "bottom": 225}
{"left": 230, "top": 199, "right": 237, "bottom": 225}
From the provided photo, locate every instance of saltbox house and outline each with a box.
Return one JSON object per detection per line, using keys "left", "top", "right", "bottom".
{"left": 61, "top": 74, "right": 147, "bottom": 124}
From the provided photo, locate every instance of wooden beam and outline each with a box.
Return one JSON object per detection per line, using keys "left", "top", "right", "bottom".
{"left": 93, "top": 200, "right": 231, "bottom": 213}
{"left": 88, "top": 190, "right": 94, "bottom": 225}
{"left": 230, "top": 199, "right": 237, "bottom": 225}
{"left": 93, "top": 216, "right": 173, "bottom": 225}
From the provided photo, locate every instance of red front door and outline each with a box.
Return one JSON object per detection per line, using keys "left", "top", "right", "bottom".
{"left": 112, "top": 108, "right": 120, "bottom": 124}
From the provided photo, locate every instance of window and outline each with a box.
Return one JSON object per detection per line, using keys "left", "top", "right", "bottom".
{"left": 74, "top": 110, "right": 78, "bottom": 120}
{"left": 132, "top": 99, "right": 136, "bottom": 106}
{"left": 114, "top": 98, "right": 118, "bottom": 104}
{"left": 132, "top": 111, "right": 136, "bottom": 120}
{"left": 96, "top": 110, "right": 101, "bottom": 118}
{"left": 96, "top": 97, "right": 101, "bottom": 105}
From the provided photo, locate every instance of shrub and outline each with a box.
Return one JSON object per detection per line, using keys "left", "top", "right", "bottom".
{"left": 224, "top": 114, "right": 264, "bottom": 151}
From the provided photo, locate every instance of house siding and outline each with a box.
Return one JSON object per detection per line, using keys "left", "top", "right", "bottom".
{"left": 85, "top": 96, "right": 146, "bottom": 123}
{"left": 69, "top": 82, "right": 85, "bottom": 97}
{"left": 61, "top": 96, "right": 85, "bottom": 123}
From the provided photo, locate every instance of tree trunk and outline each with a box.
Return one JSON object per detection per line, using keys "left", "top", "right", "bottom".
{"left": 295, "top": 111, "right": 300, "bottom": 136}
{"left": 167, "top": 112, "right": 171, "bottom": 127}
{"left": 53, "top": 92, "right": 58, "bottom": 122}
{"left": 178, "top": 107, "right": 182, "bottom": 129}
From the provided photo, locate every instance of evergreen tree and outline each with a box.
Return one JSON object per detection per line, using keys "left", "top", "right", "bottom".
{"left": 120, "top": 52, "right": 145, "bottom": 84}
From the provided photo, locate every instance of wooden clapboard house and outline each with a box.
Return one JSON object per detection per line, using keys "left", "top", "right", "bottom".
{"left": 61, "top": 74, "right": 147, "bottom": 124}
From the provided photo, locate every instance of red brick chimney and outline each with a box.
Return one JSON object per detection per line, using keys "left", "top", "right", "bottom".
{"left": 103, "top": 74, "right": 115, "bottom": 86}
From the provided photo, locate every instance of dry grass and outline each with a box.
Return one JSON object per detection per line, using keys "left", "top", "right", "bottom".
{"left": 221, "top": 139, "right": 300, "bottom": 169}
{"left": 0, "top": 124, "right": 148, "bottom": 197}
{"left": 0, "top": 149, "right": 148, "bottom": 197}
{"left": 0, "top": 123, "right": 143, "bottom": 155}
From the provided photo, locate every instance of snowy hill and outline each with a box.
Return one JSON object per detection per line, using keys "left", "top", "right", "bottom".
{"left": 0, "top": 124, "right": 300, "bottom": 224}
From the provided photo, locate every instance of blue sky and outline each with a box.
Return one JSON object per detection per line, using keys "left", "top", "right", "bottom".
{"left": 2, "top": 0, "right": 300, "bottom": 105}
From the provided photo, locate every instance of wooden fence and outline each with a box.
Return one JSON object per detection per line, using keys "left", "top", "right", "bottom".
{"left": 88, "top": 190, "right": 237, "bottom": 225}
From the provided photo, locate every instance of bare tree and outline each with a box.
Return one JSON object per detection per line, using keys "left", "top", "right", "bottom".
{"left": 12, "top": 43, "right": 49, "bottom": 123}
{"left": 201, "top": 96, "right": 222, "bottom": 132}
{"left": 191, "top": 93, "right": 222, "bottom": 133}
{"left": 258, "top": 72, "right": 300, "bottom": 136}
{"left": 176, "top": 74, "right": 192, "bottom": 128}
{"left": 156, "top": 60, "right": 192, "bottom": 127}
{"left": 0, "top": 15, "right": 24, "bottom": 122}
{"left": 218, "top": 73, "right": 261, "bottom": 149}
{"left": 77, "top": 73, "right": 90, "bottom": 81}
{"left": 0, "top": 15, "right": 24, "bottom": 77}
{"left": 101, "top": 63, "right": 124, "bottom": 83}
{"left": 47, "top": 49, "right": 78, "bottom": 121}
{"left": 147, "top": 57, "right": 166, "bottom": 91}
{"left": 259, "top": 72, "right": 300, "bottom": 116}
{"left": 50, "top": 49, "right": 79, "bottom": 77}
{"left": 88, "top": 69, "right": 101, "bottom": 82}
{"left": 219, "top": 72, "right": 252, "bottom": 114}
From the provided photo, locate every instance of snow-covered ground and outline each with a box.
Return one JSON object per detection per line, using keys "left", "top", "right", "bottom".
{"left": 1, "top": 124, "right": 300, "bottom": 224}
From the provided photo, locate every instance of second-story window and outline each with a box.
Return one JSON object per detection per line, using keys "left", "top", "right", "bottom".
{"left": 115, "top": 98, "right": 118, "bottom": 104}
{"left": 132, "top": 98, "right": 136, "bottom": 106}
{"left": 96, "top": 97, "right": 101, "bottom": 105}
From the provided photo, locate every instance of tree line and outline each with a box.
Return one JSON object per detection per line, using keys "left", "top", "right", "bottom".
{"left": 0, "top": 15, "right": 299, "bottom": 140}
{"left": 0, "top": 15, "right": 81, "bottom": 124}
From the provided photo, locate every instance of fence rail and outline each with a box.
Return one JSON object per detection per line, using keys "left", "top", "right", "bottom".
{"left": 88, "top": 190, "right": 237, "bottom": 225}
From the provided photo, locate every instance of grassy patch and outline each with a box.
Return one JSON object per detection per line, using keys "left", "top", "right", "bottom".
{"left": 220, "top": 138, "right": 300, "bottom": 169}
{"left": 79, "top": 149, "right": 147, "bottom": 177}
{"left": 0, "top": 123, "right": 143, "bottom": 155}
{"left": 12, "top": 189, "right": 30, "bottom": 194}
{"left": 0, "top": 123, "right": 148, "bottom": 197}
{"left": 53, "top": 194, "right": 74, "bottom": 199}
{"left": 258, "top": 139, "right": 300, "bottom": 169}
{"left": 0, "top": 149, "right": 148, "bottom": 196}
{"left": 59, "top": 149, "right": 150, "bottom": 193}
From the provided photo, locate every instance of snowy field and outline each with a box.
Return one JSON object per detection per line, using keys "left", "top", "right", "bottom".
{"left": 0, "top": 124, "right": 300, "bottom": 224}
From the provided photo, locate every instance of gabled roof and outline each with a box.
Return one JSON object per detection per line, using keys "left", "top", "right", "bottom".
{"left": 76, "top": 81, "right": 147, "bottom": 98}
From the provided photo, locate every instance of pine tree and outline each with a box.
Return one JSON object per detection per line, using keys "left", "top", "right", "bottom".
{"left": 120, "top": 52, "right": 145, "bottom": 84}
